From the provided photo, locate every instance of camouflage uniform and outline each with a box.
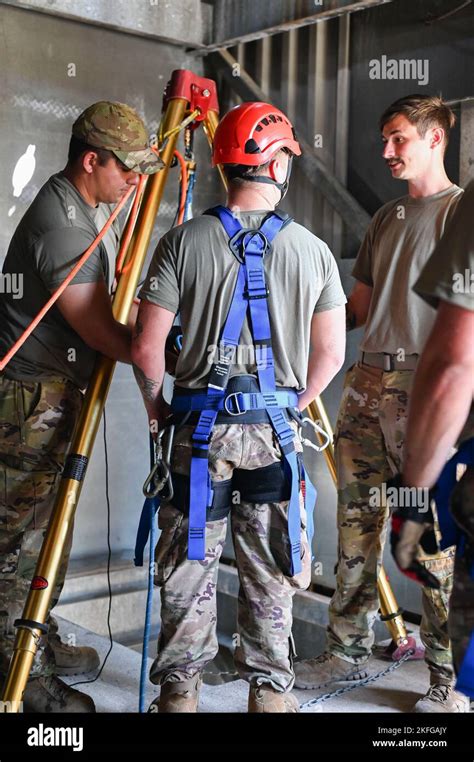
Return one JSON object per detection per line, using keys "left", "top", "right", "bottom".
{"left": 328, "top": 361, "right": 455, "bottom": 683}
{"left": 149, "top": 420, "right": 311, "bottom": 692}
{"left": 0, "top": 375, "right": 83, "bottom": 677}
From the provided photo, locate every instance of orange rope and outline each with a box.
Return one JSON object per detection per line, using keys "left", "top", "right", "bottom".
{"left": 174, "top": 150, "right": 188, "bottom": 226}
{"left": 0, "top": 185, "right": 135, "bottom": 372}
{"left": 115, "top": 174, "right": 148, "bottom": 278}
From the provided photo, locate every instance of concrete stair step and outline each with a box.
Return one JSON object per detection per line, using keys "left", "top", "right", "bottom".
{"left": 55, "top": 614, "right": 434, "bottom": 713}
{"left": 54, "top": 556, "right": 445, "bottom": 713}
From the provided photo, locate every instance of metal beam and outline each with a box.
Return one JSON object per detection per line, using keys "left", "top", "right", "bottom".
{"left": 211, "top": 48, "right": 371, "bottom": 245}
{"left": 1, "top": 0, "right": 208, "bottom": 48}
{"left": 460, "top": 99, "right": 474, "bottom": 187}
{"left": 192, "top": 0, "right": 394, "bottom": 54}
{"left": 333, "top": 13, "right": 351, "bottom": 256}
{"left": 281, "top": 29, "right": 298, "bottom": 123}
{"left": 256, "top": 36, "right": 272, "bottom": 95}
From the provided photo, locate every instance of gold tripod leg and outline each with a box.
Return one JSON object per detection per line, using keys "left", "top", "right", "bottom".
{"left": 307, "top": 398, "right": 408, "bottom": 647}
{"left": 1, "top": 96, "right": 188, "bottom": 711}
{"left": 202, "top": 111, "right": 407, "bottom": 648}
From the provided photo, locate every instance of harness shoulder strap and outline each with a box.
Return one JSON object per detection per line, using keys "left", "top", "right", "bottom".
{"left": 204, "top": 205, "right": 293, "bottom": 245}
{"left": 260, "top": 207, "right": 293, "bottom": 231}
{"left": 185, "top": 205, "right": 310, "bottom": 575}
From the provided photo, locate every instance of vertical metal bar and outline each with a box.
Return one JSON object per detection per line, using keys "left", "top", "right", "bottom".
{"left": 333, "top": 13, "right": 351, "bottom": 258}
{"left": 307, "top": 24, "right": 324, "bottom": 240}
{"left": 280, "top": 28, "right": 299, "bottom": 219}
{"left": 316, "top": 21, "right": 336, "bottom": 248}
{"left": 256, "top": 35, "right": 272, "bottom": 94}
{"left": 460, "top": 100, "right": 474, "bottom": 186}
{"left": 235, "top": 43, "right": 246, "bottom": 105}
{"left": 281, "top": 28, "right": 298, "bottom": 122}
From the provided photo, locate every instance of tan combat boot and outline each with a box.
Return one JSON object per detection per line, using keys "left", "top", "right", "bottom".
{"left": 22, "top": 674, "right": 95, "bottom": 712}
{"left": 248, "top": 684, "right": 300, "bottom": 713}
{"left": 49, "top": 632, "right": 100, "bottom": 676}
{"left": 149, "top": 673, "right": 202, "bottom": 713}
{"left": 294, "top": 651, "right": 369, "bottom": 690}
{"left": 414, "top": 682, "right": 470, "bottom": 713}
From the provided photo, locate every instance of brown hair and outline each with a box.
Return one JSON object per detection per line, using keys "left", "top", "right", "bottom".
{"left": 379, "top": 94, "right": 456, "bottom": 150}
{"left": 67, "top": 135, "right": 114, "bottom": 167}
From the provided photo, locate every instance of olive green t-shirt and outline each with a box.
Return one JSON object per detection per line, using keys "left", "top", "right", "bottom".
{"left": 139, "top": 210, "right": 346, "bottom": 391}
{"left": 414, "top": 180, "right": 474, "bottom": 445}
{"left": 0, "top": 173, "right": 119, "bottom": 389}
{"left": 352, "top": 185, "right": 463, "bottom": 354}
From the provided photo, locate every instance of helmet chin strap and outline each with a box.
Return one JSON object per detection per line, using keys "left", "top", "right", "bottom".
{"left": 239, "top": 156, "right": 293, "bottom": 202}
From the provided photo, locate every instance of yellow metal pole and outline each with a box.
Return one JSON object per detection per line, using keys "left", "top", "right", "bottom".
{"left": 1, "top": 96, "right": 188, "bottom": 711}
{"left": 203, "top": 112, "right": 407, "bottom": 649}
{"left": 306, "top": 399, "right": 408, "bottom": 647}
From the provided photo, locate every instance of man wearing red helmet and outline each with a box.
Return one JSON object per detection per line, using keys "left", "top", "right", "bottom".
{"left": 132, "top": 102, "right": 346, "bottom": 712}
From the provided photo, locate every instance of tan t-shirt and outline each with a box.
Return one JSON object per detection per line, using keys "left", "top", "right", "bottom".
{"left": 414, "top": 180, "right": 474, "bottom": 445}
{"left": 0, "top": 173, "right": 120, "bottom": 389}
{"left": 139, "top": 210, "right": 346, "bottom": 390}
{"left": 352, "top": 185, "right": 463, "bottom": 354}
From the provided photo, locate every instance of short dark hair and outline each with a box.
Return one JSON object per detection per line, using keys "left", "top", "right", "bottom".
{"left": 223, "top": 147, "right": 290, "bottom": 184}
{"left": 67, "top": 135, "right": 114, "bottom": 167}
{"left": 379, "top": 94, "right": 456, "bottom": 150}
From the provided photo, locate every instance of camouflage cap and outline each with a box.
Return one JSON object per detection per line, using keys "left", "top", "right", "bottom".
{"left": 72, "top": 101, "right": 164, "bottom": 175}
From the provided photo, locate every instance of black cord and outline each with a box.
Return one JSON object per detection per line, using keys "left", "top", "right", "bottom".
{"left": 69, "top": 408, "right": 114, "bottom": 686}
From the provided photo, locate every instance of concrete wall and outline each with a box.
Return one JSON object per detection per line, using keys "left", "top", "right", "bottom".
{"left": 2, "top": 0, "right": 209, "bottom": 46}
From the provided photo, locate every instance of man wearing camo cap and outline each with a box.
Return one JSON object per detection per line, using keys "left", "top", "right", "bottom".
{"left": 0, "top": 101, "right": 163, "bottom": 712}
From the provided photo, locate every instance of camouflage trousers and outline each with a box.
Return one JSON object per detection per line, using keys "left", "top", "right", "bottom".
{"left": 0, "top": 375, "right": 82, "bottom": 678}
{"left": 328, "top": 362, "right": 455, "bottom": 683}
{"left": 449, "top": 466, "right": 474, "bottom": 678}
{"left": 149, "top": 421, "right": 311, "bottom": 693}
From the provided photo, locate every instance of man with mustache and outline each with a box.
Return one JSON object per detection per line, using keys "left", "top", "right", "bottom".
{"left": 294, "top": 94, "right": 468, "bottom": 712}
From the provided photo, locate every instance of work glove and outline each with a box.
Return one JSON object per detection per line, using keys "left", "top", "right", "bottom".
{"left": 388, "top": 474, "right": 440, "bottom": 590}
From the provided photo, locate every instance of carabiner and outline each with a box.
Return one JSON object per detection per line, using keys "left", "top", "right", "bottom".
{"left": 298, "top": 417, "right": 331, "bottom": 452}
{"left": 142, "top": 425, "right": 175, "bottom": 500}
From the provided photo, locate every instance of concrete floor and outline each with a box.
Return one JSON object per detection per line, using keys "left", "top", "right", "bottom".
{"left": 57, "top": 616, "right": 454, "bottom": 713}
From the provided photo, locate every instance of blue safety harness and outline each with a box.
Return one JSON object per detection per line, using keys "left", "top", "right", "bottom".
{"left": 434, "top": 437, "right": 474, "bottom": 698}
{"left": 170, "top": 205, "right": 316, "bottom": 576}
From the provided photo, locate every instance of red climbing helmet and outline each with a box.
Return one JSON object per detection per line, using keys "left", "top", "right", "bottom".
{"left": 212, "top": 102, "right": 301, "bottom": 166}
